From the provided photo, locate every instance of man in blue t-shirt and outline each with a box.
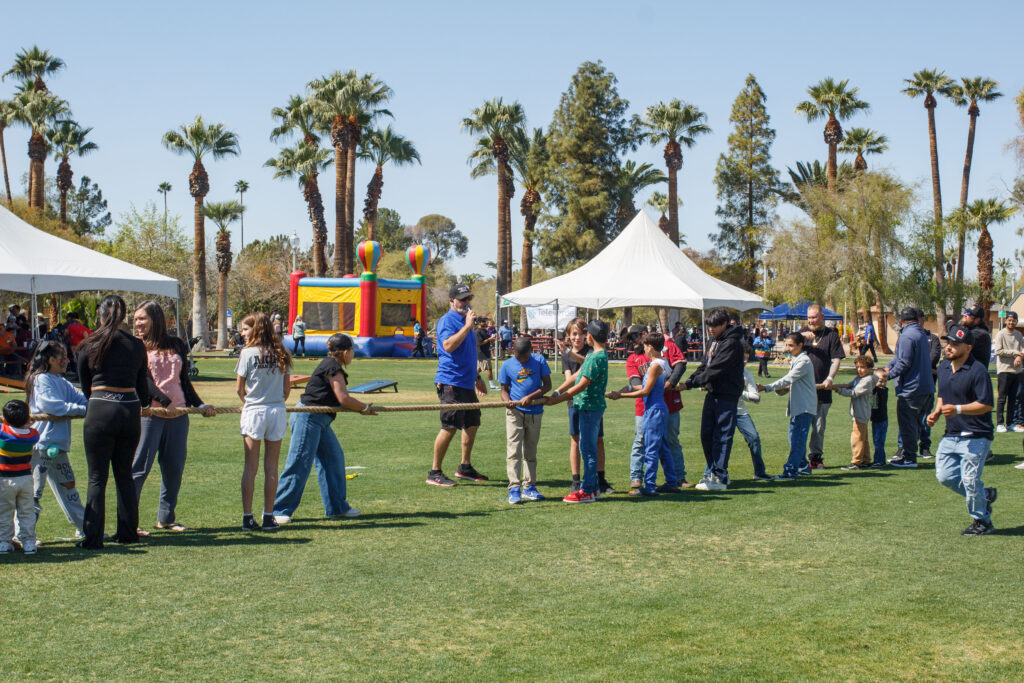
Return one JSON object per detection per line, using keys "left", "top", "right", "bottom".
{"left": 498, "top": 321, "right": 512, "bottom": 357}
{"left": 428, "top": 284, "right": 489, "bottom": 487}
{"left": 926, "top": 325, "right": 998, "bottom": 535}
{"left": 498, "top": 337, "right": 552, "bottom": 504}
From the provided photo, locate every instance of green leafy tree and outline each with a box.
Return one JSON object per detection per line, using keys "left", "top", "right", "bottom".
{"left": 202, "top": 200, "right": 245, "bottom": 349}
{"left": 355, "top": 207, "right": 411, "bottom": 253}
{"left": 231, "top": 236, "right": 293, "bottom": 318}
{"left": 713, "top": 75, "right": 787, "bottom": 290}
{"left": 63, "top": 175, "right": 111, "bottom": 236}
{"left": 264, "top": 142, "right": 331, "bottom": 276}
{"left": 161, "top": 116, "right": 241, "bottom": 349}
{"left": 795, "top": 78, "right": 869, "bottom": 193}
{"left": 358, "top": 126, "right": 420, "bottom": 240}
{"left": 47, "top": 120, "right": 98, "bottom": 230}
{"left": 541, "top": 61, "right": 636, "bottom": 270}
{"left": 410, "top": 214, "right": 469, "bottom": 263}
{"left": 837, "top": 127, "right": 888, "bottom": 170}
{"left": 640, "top": 99, "right": 710, "bottom": 245}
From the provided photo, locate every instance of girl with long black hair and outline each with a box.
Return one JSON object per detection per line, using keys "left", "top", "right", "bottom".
{"left": 76, "top": 295, "right": 150, "bottom": 549}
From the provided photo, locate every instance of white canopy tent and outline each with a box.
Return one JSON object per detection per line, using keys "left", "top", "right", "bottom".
{"left": 502, "top": 210, "right": 765, "bottom": 314}
{"left": 0, "top": 205, "right": 180, "bottom": 336}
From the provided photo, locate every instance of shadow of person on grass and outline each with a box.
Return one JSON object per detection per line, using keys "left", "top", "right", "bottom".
{"left": 986, "top": 453, "right": 1018, "bottom": 466}
{"left": 141, "top": 528, "right": 313, "bottom": 548}
{"left": 992, "top": 525, "right": 1024, "bottom": 536}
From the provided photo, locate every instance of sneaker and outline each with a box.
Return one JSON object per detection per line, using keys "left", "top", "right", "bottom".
{"left": 985, "top": 487, "right": 997, "bottom": 515}
{"left": 997, "top": 424, "right": 1008, "bottom": 433}
{"left": 22, "top": 540, "right": 37, "bottom": 554}
{"left": 1014, "top": 425, "right": 1024, "bottom": 433}
{"left": 0, "top": 541, "right": 12, "bottom": 553}
{"left": 261, "top": 514, "right": 280, "bottom": 531}
{"left": 655, "top": 483, "right": 681, "bottom": 493}
{"left": 888, "top": 449, "right": 905, "bottom": 464}
{"left": 1014, "top": 462, "right": 1024, "bottom": 470}
{"left": 696, "top": 476, "right": 727, "bottom": 491}
{"left": 809, "top": 461, "right": 825, "bottom": 470}
{"left": 455, "top": 464, "right": 488, "bottom": 482}
{"left": 508, "top": 486, "right": 522, "bottom": 504}
{"left": 562, "top": 490, "right": 594, "bottom": 503}
{"left": 241, "top": 516, "right": 261, "bottom": 531}
{"left": 629, "top": 479, "right": 642, "bottom": 490}
{"left": 599, "top": 480, "right": 616, "bottom": 495}
{"left": 752, "top": 473, "right": 774, "bottom": 481}
{"left": 328, "top": 508, "right": 362, "bottom": 519}
{"left": 426, "top": 470, "right": 457, "bottom": 487}
{"left": 272, "top": 514, "right": 292, "bottom": 525}
{"left": 918, "top": 449, "right": 934, "bottom": 460}
{"left": 889, "top": 457, "right": 918, "bottom": 469}
{"left": 841, "top": 463, "right": 866, "bottom": 471}
{"left": 640, "top": 487, "right": 659, "bottom": 497}
{"left": 521, "top": 485, "right": 544, "bottom": 501}
{"left": 870, "top": 462, "right": 885, "bottom": 469}
{"left": 489, "top": 382, "right": 499, "bottom": 390}
{"left": 797, "top": 464, "right": 812, "bottom": 476}
{"left": 773, "top": 472, "right": 798, "bottom": 481}
{"left": 695, "top": 476, "right": 710, "bottom": 489}
{"left": 961, "top": 519, "right": 995, "bottom": 535}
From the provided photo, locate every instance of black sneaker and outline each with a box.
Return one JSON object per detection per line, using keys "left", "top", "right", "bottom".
{"left": 454, "top": 464, "right": 488, "bottom": 482}
{"left": 918, "top": 449, "right": 934, "bottom": 460}
{"left": 985, "top": 487, "right": 998, "bottom": 515}
{"left": 241, "top": 516, "right": 261, "bottom": 531}
{"left": 888, "top": 449, "right": 905, "bottom": 464}
{"left": 654, "top": 483, "right": 681, "bottom": 494}
{"left": 261, "top": 515, "right": 280, "bottom": 531}
{"left": 752, "top": 473, "right": 774, "bottom": 481}
{"left": 600, "top": 480, "right": 616, "bottom": 495}
{"left": 961, "top": 519, "right": 995, "bottom": 535}
{"left": 426, "top": 470, "right": 457, "bottom": 487}
{"left": 889, "top": 457, "right": 918, "bottom": 469}
{"left": 841, "top": 463, "right": 867, "bottom": 471}
{"left": 870, "top": 462, "right": 885, "bottom": 469}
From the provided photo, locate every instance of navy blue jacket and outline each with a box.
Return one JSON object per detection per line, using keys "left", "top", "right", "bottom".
{"left": 885, "top": 322, "right": 935, "bottom": 398}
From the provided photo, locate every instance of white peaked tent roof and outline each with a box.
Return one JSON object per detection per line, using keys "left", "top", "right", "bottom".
{"left": 0, "top": 204, "right": 179, "bottom": 297}
{"left": 503, "top": 210, "right": 766, "bottom": 311}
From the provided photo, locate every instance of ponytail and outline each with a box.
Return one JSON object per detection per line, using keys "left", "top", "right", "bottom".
{"left": 78, "top": 295, "right": 127, "bottom": 370}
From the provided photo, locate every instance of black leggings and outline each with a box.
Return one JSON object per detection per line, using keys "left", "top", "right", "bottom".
{"left": 757, "top": 356, "right": 771, "bottom": 377}
{"left": 996, "top": 372, "right": 1021, "bottom": 426}
{"left": 81, "top": 392, "right": 142, "bottom": 548}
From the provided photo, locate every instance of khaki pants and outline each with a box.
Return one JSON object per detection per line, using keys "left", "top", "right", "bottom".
{"left": 850, "top": 420, "right": 870, "bottom": 466}
{"left": 505, "top": 409, "right": 542, "bottom": 488}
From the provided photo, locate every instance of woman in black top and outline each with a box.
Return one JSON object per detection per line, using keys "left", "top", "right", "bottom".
{"left": 270, "top": 333, "right": 376, "bottom": 524}
{"left": 76, "top": 295, "right": 150, "bottom": 549}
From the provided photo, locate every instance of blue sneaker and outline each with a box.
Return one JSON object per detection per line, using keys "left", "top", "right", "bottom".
{"left": 797, "top": 464, "right": 812, "bottom": 476}
{"left": 774, "top": 472, "right": 798, "bottom": 481}
{"left": 508, "top": 487, "right": 522, "bottom": 505}
{"left": 521, "top": 485, "right": 544, "bottom": 501}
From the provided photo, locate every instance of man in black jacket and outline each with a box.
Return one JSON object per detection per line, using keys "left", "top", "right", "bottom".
{"left": 960, "top": 305, "right": 992, "bottom": 369}
{"left": 683, "top": 308, "right": 745, "bottom": 491}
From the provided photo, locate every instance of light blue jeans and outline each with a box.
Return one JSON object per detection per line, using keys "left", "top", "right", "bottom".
{"left": 641, "top": 406, "right": 677, "bottom": 490}
{"left": 783, "top": 413, "right": 815, "bottom": 476}
{"left": 273, "top": 407, "right": 352, "bottom": 518}
{"left": 935, "top": 435, "right": 991, "bottom": 523}
{"left": 666, "top": 411, "right": 685, "bottom": 482}
{"left": 735, "top": 413, "right": 768, "bottom": 478}
{"left": 577, "top": 409, "right": 603, "bottom": 495}
{"left": 629, "top": 416, "right": 644, "bottom": 481}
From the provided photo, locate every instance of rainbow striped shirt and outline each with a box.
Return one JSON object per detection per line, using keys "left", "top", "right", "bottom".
{"left": 0, "top": 422, "right": 39, "bottom": 478}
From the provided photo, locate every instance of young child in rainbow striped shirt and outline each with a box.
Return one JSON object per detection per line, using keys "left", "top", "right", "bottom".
{"left": 0, "top": 400, "right": 41, "bottom": 554}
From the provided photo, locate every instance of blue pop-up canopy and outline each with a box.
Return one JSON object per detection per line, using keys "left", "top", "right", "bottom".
{"left": 758, "top": 300, "right": 842, "bottom": 321}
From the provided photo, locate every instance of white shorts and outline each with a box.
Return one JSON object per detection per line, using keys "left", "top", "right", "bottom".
{"left": 240, "top": 404, "right": 288, "bottom": 441}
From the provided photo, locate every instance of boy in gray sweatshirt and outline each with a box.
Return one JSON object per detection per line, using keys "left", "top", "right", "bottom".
{"left": 835, "top": 355, "right": 878, "bottom": 470}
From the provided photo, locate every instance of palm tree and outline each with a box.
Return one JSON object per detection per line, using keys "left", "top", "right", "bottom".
{"left": 158, "top": 182, "right": 172, "bottom": 229}
{"left": 2, "top": 46, "right": 65, "bottom": 93}
{"left": 640, "top": 100, "right": 710, "bottom": 246}
{"left": 265, "top": 142, "right": 331, "bottom": 277}
{"left": 234, "top": 179, "right": 249, "bottom": 249}
{"left": 461, "top": 97, "right": 526, "bottom": 296}
{"left": 902, "top": 69, "right": 956, "bottom": 328}
{"left": 795, "top": 78, "right": 870, "bottom": 192}
{"left": 0, "top": 98, "right": 14, "bottom": 205}
{"left": 202, "top": 201, "right": 245, "bottom": 350}
{"left": 954, "top": 199, "right": 1017, "bottom": 314}
{"left": 47, "top": 120, "right": 97, "bottom": 229}
{"left": 358, "top": 126, "right": 420, "bottom": 240}
{"left": 162, "top": 116, "right": 241, "bottom": 350}
{"left": 837, "top": 128, "right": 888, "bottom": 170}
{"left": 949, "top": 77, "right": 1003, "bottom": 283}
{"left": 646, "top": 191, "right": 681, "bottom": 236}
{"left": 614, "top": 161, "right": 666, "bottom": 228}
{"left": 11, "top": 89, "right": 70, "bottom": 211}
{"left": 509, "top": 128, "right": 548, "bottom": 294}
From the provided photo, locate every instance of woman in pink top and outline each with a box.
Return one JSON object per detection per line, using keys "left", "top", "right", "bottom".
{"left": 131, "top": 301, "right": 216, "bottom": 532}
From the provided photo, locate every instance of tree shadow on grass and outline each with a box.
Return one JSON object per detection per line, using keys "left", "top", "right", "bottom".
{"left": 2, "top": 542, "right": 149, "bottom": 564}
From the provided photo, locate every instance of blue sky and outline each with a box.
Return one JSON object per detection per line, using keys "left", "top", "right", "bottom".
{"left": 3, "top": 0, "right": 1023, "bottom": 277}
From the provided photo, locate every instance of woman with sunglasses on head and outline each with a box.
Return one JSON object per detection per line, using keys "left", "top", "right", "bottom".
{"left": 131, "top": 301, "right": 216, "bottom": 533}
{"left": 76, "top": 295, "right": 150, "bottom": 549}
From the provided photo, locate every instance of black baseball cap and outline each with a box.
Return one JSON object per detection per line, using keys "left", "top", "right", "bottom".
{"left": 587, "top": 319, "right": 609, "bottom": 343}
{"left": 941, "top": 325, "right": 974, "bottom": 345}
{"left": 962, "top": 305, "right": 984, "bottom": 319}
{"left": 448, "top": 284, "right": 473, "bottom": 301}
{"left": 899, "top": 306, "right": 919, "bottom": 322}
{"left": 625, "top": 324, "right": 645, "bottom": 341}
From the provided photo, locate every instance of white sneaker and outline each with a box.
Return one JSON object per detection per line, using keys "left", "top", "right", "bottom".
{"left": 22, "top": 540, "right": 37, "bottom": 554}
{"left": 696, "top": 476, "right": 727, "bottom": 492}
{"left": 997, "top": 424, "right": 1008, "bottom": 433}
{"left": 272, "top": 514, "right": 292, "bottom": 525}
{"left": 489, "top": 383, "right": 499, "bottom": 390}
{"left": 1014, "top": 425, "right": 1024, "bottom": 433}
{"left": 1015, "top": 462, "right": 1024, "bottom": 470}
{"left": 341, "top": 508, "right": 361, "bottom": 518}
{"left": 0, "top": 541, "right": 12, "bottom": 554}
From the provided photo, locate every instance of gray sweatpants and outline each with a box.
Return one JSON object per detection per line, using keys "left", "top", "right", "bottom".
{"left": 30, "top": 447, "right": 86, "bottom": 533}
{"left": 132, "top": 415, "right": 190, "bottom": 524}
{"left": 808, "top": 402, "right": 831, "bottom": 462}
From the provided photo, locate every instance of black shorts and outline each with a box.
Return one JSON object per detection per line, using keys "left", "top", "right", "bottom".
{"left": 437, "top": 384, "right": 481, "bottom": 431}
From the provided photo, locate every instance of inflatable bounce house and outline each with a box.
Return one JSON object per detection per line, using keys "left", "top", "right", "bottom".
{"left": 285, "top": 241, "right": 432, "bottom": 357}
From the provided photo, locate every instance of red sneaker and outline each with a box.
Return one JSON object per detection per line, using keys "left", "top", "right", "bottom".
{"left": 562, "top": 490, "right": 595, "bottom": 503}
{"left": 810, "top": 461, "right": 825, "bottom": 469}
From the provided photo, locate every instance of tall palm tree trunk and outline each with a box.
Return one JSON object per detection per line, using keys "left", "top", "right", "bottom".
{"left": 667, "top": 165, "right": 679, "bottom": 245}
{"left": 28, "top": 132, "right": 46, "bottom": 211}
{"left": 192, "top": 196, "right": 210, "bottom": 349}
{"left": 364, "top": 165, "right": 383, "bottom": 241}
{"left": 57, "top": 157, "right": 72, "bottom": 229}
{"left": 956, "top": 105, "right": 979, "bottom": 282}
{"left": 304, "top": 173, "right": 329, "bottom": 277}
{"left": 926, "top": 101, "right": 947, "bottom": 330}
{"left": 217, "top": 271, "right": 229, "bottom": 350}
{"left": 873, "top": 297, "right": 891, "bottom": 354}
{"left": 519, "top": 189, "right": 539, "bottom": 331}
{"left": 0, "top": 125, "right": 12, "bottom": 205}
{"left": 503, "top": 169, "right": 514, "bottom": 290}
{"left": 331, "top": 117, "right": 348, "bottom": 276}
{"left": 495, "top": 152, "right": 508, "bottom": 296}
{"left": 345, "top": 117, "right": 360, "bottom": 275}
{"left": 978, "top": 226, "right": 994, "bottom": 314}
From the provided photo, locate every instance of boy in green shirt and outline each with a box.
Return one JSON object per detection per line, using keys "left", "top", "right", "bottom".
{"left": 549, "top": 320, "right": 609, "bottom": 502}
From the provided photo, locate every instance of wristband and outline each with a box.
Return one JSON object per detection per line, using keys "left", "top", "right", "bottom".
{"left": 955, "top": 404, "right": 962, "bottom": 415}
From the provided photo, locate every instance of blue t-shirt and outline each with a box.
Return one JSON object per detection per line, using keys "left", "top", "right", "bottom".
{"left": 434, "top": 309, "right": 478, "bottom": 389}
{"left": 499, "top": 353, "right": 551, "bottom": 415}
{"left": 499, "top": 325, "right": 512, "bottom": 341}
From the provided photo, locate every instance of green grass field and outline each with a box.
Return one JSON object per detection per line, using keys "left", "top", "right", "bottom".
{"left": 3, "top": 356, "right": 1024, "bottom": 681}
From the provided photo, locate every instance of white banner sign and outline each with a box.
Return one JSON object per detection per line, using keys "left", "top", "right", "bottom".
{"left": 525, "top": 304, "right": 578, "bottom": 330}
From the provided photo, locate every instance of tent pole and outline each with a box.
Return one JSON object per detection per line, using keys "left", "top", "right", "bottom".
{"left": 701, "top": 306, "right": 707, "bottom": 360}
{"left": 554, "top": 299, "right": 560, "bottom": 375}
{"left": 30, "top": 276, "right": 38, "bottom": 341}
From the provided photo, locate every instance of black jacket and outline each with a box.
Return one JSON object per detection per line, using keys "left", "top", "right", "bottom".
{"left": 684, "top": 323, "right": 745, "bottom": 399}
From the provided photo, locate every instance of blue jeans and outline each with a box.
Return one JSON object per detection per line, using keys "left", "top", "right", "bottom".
{"left": 897, "top": 394, "right": 933, "bottom": 453}
{"left": 935, "top": 435, "right": 992, "bottom": 522}
{"left": 640, "top": 406, "right": 676, "bottom": 490}
{"left": 783, "top": 412, "right": 814, "bottom": 476}
{"left": 872, "top": 420, "right": 888, "bottom": 464}
{"left": 292, "top": 336, "right": 305, "bottom": 355}
{"left": 735, "top": 412, "right": 768, "bottom": 478}
{"left": 629, "top": 415, "right": 644, "bottom": 481}
{"left": 273, "top": 408, "right": 352, "bottom": 518}
{"left": 700, "top": 396, "right": 738, "bottom": 480}
{"left": 666, "top": 411, "right": 685, "bottom": 481}
{"left": 577, "top": 409, "right": 603, "bottom": 494}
